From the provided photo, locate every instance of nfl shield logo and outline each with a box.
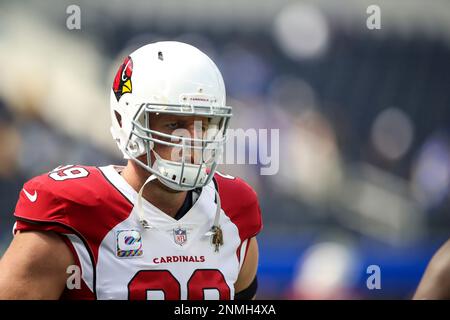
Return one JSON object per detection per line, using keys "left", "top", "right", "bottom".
{"left": 173, "top": 227, "right": 187, "bottom": 246}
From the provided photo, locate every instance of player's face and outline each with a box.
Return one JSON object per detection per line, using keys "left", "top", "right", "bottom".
{"left": 147, "top": 113, "right": 210, "bottom": 164}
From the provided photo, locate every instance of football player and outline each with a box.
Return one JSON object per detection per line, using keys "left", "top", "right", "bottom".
{"left": 0, "top": 42, "right": 262, "bottom": 300}
{"left": 413, "top": 239, "right": 450, "bottom": 299}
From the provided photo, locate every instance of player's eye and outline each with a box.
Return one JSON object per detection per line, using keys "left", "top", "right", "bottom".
{"left": 165, "top": 122, "right": 179, "bottom": 130}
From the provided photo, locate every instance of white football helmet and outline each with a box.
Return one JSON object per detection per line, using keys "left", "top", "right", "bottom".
{"left": 110, "top": 41, "right": 232, "bottom": 191}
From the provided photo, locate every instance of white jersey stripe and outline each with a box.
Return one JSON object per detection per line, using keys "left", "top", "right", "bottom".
{"left": 65, "top": 233, "right": 94, "bottom": 292}
{"left": 239, "top": 239, "right": 248, "bottom": 271}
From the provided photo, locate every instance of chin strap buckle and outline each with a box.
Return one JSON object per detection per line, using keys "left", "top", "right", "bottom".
{"left": 210, "top": 225, "right": 224, "bottom": 252}
{"left": 204, "top": 185, "right": 224, "bottom": 252}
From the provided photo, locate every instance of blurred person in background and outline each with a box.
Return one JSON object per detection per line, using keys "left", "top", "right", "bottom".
{"left": 0, "top": 42, "right": 262, "bottom": 300}
{"left": 290, "top": 240, "right": 359, "bottom": 300}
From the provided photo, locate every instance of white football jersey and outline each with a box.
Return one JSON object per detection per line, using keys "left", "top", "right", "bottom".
{"left": 14, "top": 165, "right": 262, "bottom": 300}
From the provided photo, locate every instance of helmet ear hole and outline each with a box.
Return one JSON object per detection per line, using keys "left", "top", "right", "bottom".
{"left": 127, "top": 137, "right": 146, "bottom": 158}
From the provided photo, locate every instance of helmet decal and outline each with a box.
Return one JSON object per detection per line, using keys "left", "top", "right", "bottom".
{"left": 113, "top": 56, "right": 133, "bottom": 102}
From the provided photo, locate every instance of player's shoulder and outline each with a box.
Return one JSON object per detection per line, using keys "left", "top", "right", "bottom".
{"left": 26, "top": 164, "right": 100, "bottom": 186}
{"left": 213, "top": 171, "right": 262, "bottom": 239}
{"left": 213, "top": 171, "right": 258, "bottom": 205}
{"left": 431, "top": 238, "right": 450, "bottom": 268}
{"left": 23, "top": 165, "right": 108, "bottom": 203}
{"left": 15, "top": 164, "right": 132, "bottom": 238}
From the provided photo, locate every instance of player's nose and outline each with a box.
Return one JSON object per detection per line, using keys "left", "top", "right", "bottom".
{"left": 185, "top": 121, "right": 204, "bottom": 139}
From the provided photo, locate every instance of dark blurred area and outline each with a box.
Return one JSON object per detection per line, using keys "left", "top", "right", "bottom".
{"left": 1, "top": 0, "right": 449, "bottom": 299}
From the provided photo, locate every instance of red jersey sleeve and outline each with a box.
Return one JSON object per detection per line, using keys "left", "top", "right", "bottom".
{"left": 13, "top": 165, "right": 134, "bottom": 262}
{"left": 214, "top": 172, "right": 263, "bottom": 241}
{"left": 14, "top": 174, "right": 74, "bottom": 234}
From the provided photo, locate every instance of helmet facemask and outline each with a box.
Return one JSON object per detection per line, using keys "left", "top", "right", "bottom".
{"left": 125, "top": 102, "right": 232, "bottom": 191}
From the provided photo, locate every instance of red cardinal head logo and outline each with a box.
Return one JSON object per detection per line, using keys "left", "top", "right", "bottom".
{"left": 113, "top": 56, "right": 133, "bottom": 102}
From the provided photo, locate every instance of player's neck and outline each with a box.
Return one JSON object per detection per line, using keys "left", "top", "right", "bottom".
{"left": 120, "top": 162, "right": 187, "bottom": 218}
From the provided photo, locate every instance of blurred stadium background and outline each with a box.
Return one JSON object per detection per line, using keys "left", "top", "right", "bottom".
{"left": 1, "top": 0, "right": 450, "bottom": 299}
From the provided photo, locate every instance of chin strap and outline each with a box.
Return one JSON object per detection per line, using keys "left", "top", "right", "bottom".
{"left": 137, "top": 148, "right": 163, "bottom": 229}
{"left": 137, "top": 174, "right": 158, "bottom": 230}
{"left": 137, "top": 174, "right": 224, "bottom": 252}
